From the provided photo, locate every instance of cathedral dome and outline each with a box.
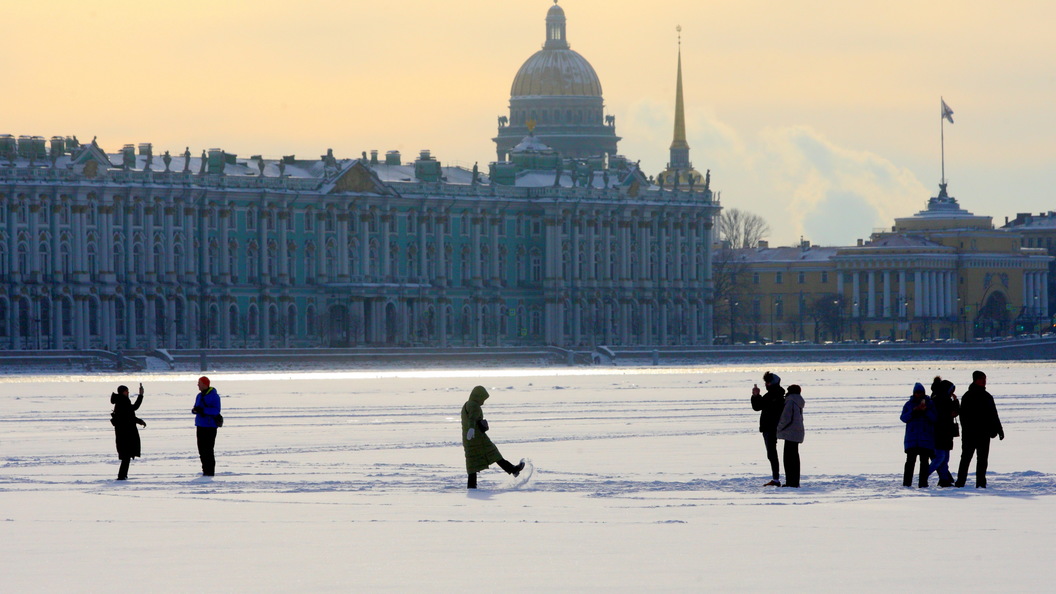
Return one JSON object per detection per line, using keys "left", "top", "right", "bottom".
{"left": 510, "top": 49, "right": 603, "bottom": 97}
{"left": 509, "top": 1, "right": 602, "bottom": 97}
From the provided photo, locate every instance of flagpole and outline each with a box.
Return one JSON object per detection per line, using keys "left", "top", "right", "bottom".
{"left": 940, "top": 98, "right": 945, "bottom": 185}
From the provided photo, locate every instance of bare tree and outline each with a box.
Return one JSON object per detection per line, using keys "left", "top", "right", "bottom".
{"left": 719, "top": 208, "right": 771, "bottom": 249}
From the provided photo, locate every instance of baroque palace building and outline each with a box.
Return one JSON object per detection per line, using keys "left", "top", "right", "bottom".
{"left": 0, "top": 4, "right": 720, "bottom": 352}
{"left": 720, "top": 184, "right": 1052, "bottom": 344}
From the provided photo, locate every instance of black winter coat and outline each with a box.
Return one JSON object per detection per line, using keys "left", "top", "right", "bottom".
{"left": 111, "top": 392, "right": 144, "bottom": 459}
{"left": 751, "top": 384, "right": 786, "bottom": 433}
{"left": 931, "top": 389, "right": 961, "bottom": 450}
{"left": 959, "top": 383, "right": 1003, "bottom": 440}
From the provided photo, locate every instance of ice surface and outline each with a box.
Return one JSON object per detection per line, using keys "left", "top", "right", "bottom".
{"left": 1, "top": 361, "right": 1054, "bottom": 591}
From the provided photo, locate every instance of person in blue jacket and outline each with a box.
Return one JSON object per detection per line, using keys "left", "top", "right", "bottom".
{"left": 191, "top": 376, "right": 222, "bottom": 476}
{"left": 901, "top": 382, "right": 937, "bottom": 488}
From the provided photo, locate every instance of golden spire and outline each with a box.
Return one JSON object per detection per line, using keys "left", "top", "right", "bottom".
{"left": 670, "top": 26, "right": 689, "bottom": 152}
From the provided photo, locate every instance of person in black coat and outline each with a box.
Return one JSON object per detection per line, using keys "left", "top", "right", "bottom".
{"left": 110, "top": 383, "right": 146, "bottom": 480}
{"left": 750, "top": 371, "right": 786, "bottom": 486}
{"left": 955, "top": 370, "right": 1004, "bottom": 488}
{"left": 927, "top": 377, "right": 960, "bottom": 487}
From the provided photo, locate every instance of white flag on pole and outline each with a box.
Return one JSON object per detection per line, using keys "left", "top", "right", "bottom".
{"left": 941, "top": 98, "right": 955, "bottom": 124}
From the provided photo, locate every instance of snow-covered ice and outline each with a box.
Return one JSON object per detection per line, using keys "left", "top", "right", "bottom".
{"left": 2, "top": 361, "right": 1054, "bottom": 592}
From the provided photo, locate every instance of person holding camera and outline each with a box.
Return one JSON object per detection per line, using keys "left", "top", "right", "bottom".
{"left": 110, "top": 383, "right": 146, "bottom": 480}
{"left": 192, "top": 376, "right": 222, "bottom": 477}
{"left": 901, "top": 382, "right": 937, "bottom": 488}
{"left": 751, "top": 371, "right": 786, "bottom": 486}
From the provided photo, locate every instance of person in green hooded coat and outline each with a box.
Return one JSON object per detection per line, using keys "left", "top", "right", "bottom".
{"left": 461, "top": 386, "right": 524, "bottom": 489}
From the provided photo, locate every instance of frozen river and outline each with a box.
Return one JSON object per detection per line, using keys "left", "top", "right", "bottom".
{"left": 2, "top": 361, "right": 1054, "bottom": 591}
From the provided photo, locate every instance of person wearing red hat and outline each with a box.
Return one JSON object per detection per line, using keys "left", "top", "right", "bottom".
{"left": 191, "top": 376, "right": 222, "bottom": 476}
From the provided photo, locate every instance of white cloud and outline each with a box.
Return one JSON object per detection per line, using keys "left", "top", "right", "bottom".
{"left": 683, "top": 120, "right": 930, "bottom": 246}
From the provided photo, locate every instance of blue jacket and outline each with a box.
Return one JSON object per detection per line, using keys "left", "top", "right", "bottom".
{"left": 900, "top": 394, "right": 937, "bottom": 452}
{"left": 194, "top": 387, "right": 222, "bottom": 428}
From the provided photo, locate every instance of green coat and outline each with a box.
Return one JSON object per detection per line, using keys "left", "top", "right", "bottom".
{"left": 461, "top": 386, "right": 503, "bottom": 473}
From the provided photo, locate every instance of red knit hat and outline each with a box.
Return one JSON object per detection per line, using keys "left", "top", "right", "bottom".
{"left": 199, "top": 376, "right": 210, "bottom": 388}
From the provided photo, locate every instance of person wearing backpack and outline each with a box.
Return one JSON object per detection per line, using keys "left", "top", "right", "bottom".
{"left": 191, "top": 376, "right": 222, "bottom": 477}
{"left": 110, "top": 383, "right": 146, "bottom": 480}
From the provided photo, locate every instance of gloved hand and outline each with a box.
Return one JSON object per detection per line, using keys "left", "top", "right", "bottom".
{"left": 137, "top": 419, "right": 147, "bottom": 428}
{"left": 192, "top": 406, "right": 203, "bottom": 414}
{"left": 466, "top": 428, "right": 475, "bottom": 440}
{"left": 478, "top": 419, "right": 489, "bottom": 433}
{"left": 998, "top": 430, "right": 1005, "bottom": 440}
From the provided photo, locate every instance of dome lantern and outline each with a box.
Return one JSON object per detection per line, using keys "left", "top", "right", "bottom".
{"left": 544, "top": 1, "right": 569, "bottom": 50}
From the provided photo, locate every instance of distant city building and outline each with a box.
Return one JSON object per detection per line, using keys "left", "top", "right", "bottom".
{"left": 493, "top": 2, "right": 620, "bottom": 160}
{"left": 1001, "top": 211, "right": 1056, "bottom": 323}
{"left": 717, "top": 184, "right": 1052, "bottom": 343}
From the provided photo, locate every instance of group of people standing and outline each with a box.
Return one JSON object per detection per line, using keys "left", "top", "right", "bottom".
{"left": 750, "top": 372, "right": 806, "bottom": 488}
{"left": 902, "top": 370, "right": 1004, "bottom": 489}
{"left": 748, "top": 368, "right": 1005, "bottom": 490}
{"left": 108, "top": 376, "right": 223, "bottom": 480}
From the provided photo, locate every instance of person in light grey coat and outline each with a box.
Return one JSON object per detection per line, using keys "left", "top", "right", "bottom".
{"left": 776, "top": 384, "right": 806, "bottom": 487}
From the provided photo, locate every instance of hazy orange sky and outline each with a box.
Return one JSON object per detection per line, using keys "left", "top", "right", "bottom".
{"left": 4, "top": 0, "right": 1053, "bottom": 245}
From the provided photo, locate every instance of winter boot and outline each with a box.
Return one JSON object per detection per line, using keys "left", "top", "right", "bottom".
{"left": 497, "top": 459, "right": 524, "bottom": 477}
{"left": 467, "top": 473, "right": 477, "bottom": 489}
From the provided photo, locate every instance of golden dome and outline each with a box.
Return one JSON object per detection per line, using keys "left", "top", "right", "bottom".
{"left": 510, "top": 49, "right": 603, "bottom": 97}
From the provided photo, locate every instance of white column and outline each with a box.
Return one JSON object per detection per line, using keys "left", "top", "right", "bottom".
{"left": 914, "top": 271, "right": 923, "bottom": 317}
{"left": 852, "top": 273, "right": 860, "bottom": 317}
{"left": 898, "top": 271, "right": 907, "bottom": 316}
{"left": 1042, "top": 271, "right": 1050, "bottom": 318}
{"left": 950, "top": 270, "right": 958, "bottom": 317}
{"left": 867, "top": 271, "right": 876, "bottom": 317}
{"left": 882, "top": 271, "right": 892, "bottom": 318}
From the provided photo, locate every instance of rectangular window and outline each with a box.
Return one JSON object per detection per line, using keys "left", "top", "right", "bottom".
{"left": 305, "top": 212, "right": 314, "bottom": 232}
{"left": 775, "top": 272, "right": 783, "bottom": 285}
{"left": 752, "top": 272, "right": 760, "bottom": 285}
{"left": 247, "top": 210, "right": 256, "bottom": 231}
{"left": 798, "top": 271, "right": 805, "bottom": 284}
{"left": 821, "top": 271, "right": 829, "bottom": 283}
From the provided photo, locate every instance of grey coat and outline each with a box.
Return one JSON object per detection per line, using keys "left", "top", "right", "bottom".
{"left": 776, "top": 393, "right": 805, "bottom": 443}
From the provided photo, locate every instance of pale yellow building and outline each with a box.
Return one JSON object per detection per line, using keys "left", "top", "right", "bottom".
{"left": 717, "top": 184, "right": 1051, "bottom": 343}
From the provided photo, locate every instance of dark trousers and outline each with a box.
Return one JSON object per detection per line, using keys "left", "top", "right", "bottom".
{"left": 904, "top": 448, "right": 931, "bottom": 487}
{"left": 467, "top": 459, "right": 519, "bottom": 489}
{"left": 117, "top": 457, "right": 131, "bottom": 479}
{"left": 783, "top": 441, "right": 800, "bottom": 487}
{"left": 956, "top": 436, "right": 991, "bottom": 487}
{"left": 762, "top": 431, "right": 780, "bottom": 480}
{"left": 196, "top": 426, "right": 217, "bottom": 476}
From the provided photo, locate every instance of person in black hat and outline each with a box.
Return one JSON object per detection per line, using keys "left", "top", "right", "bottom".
{"left": 900, "top": 382, "right": 936, "bottom": 488}
{"left": 110, "top": 383, "right": 146, "bottom": 480}
{"left": 751, "top": 371, "right": 785, "bottom": 486}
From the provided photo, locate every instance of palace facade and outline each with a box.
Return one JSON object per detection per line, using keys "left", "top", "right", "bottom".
{"left": 0, "top": 139, "right": 719, "bottom": 351}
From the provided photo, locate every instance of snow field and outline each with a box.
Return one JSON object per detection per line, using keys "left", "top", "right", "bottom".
{"left": 1, "top": 361, "right": 1054, "bottom": 591}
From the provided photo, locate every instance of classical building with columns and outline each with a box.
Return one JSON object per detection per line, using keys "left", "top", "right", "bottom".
{"left": 721, "top": 184, "right": 1051, "bottom": 343}
{"left": 0, "top": 136, "right": 719, "bottom": 351}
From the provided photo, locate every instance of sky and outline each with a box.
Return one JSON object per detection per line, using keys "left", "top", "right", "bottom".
{"left": 4, "top": 0, "right": 1054, "bottom": 246}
